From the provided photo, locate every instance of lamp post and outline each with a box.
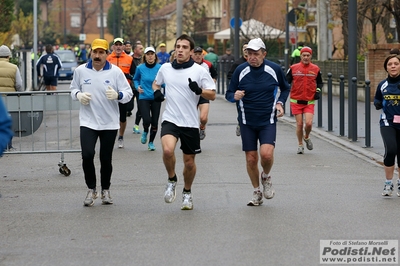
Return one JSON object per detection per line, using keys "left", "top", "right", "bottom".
{"left": 147, "top": 0, "right": 151, "bottom": 46}
{"left": 100, "top": 0, "right": 104, "bottom": 38}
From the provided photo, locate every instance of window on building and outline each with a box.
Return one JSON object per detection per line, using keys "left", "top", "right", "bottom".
{"left": 97, "top": 13, "right": 107, "bottom": 28}
{"left": 71, "top": 13, "right": 81, "bottom": 28}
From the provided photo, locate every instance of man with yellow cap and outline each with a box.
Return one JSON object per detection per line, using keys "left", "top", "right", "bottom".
{"left": 70, "top": 39, "right": 133, "bottom": 207}
{"left": 157, "top": 43, "right": 170, "bottom": 65}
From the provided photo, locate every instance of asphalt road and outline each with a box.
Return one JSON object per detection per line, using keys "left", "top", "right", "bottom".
{"left": 0, "top": 91, "right": 399, "bottom": 266}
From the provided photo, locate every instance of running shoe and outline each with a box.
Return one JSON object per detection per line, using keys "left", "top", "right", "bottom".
{"left": 247, "top": 191, "right": 263, "bottom": 206}
{"left": 84, "top": 189, "right": 98, "bottom": 207}
{"left": 297, "top": 145, "right": 304, "bottom": 154}
{"left": 199, "top": 129, "right": 206, "bottom": 140}
{"left": 397, "top": 179, "right": 400, "bottom": 197}
{"left": 261, "top": 174, "right": 275, "bottom": 199}
{"left": 164, "top": 180, "right": 177, "bottom": 203}
{"left": 148, "top": 142, "right": 155, "bottom": 151}
{"left": 118, "top": 137, "right": 124, "bottom": 148}
{"left": 236, "top": 124, "right": 241, "bottom": 136}
{"left": 101, "top": 190, "right": 113, "bottom": 205}
{"left": 181, "top": 192, "right": 193, "bottom": 210}
{"left": 141, "top": 132, "right": 148, "bottom": 144}
{"left": 304, "top": 137, "right": 313, "bottom": 150}
{"left": 382, "top": 181, "right": 393, "bottom": 196}
{"left": 133, "top": 125, "right": 141, "bottom": 134}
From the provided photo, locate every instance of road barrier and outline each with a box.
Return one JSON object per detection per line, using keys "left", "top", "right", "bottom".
{"left": 2, "top": 90, "right": 81, "bottom": 176}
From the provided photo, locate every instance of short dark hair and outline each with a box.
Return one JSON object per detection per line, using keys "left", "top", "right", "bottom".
{"left": 383, "top": 54, "right": 400, "bottom": 71}
{"left": 45, "top": 44, "right": 53, "bottom": 54}
{"left": 175, "top": 34, "right": 195, "bottom": 50}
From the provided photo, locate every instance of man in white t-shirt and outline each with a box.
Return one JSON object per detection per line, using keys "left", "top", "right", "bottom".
{"left": 153, "top": 34, "right": 216, "bottom": 210}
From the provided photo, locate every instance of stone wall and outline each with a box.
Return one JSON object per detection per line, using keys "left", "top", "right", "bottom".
{"left": 367, "top": 43, "right": 400, "bottom": 101}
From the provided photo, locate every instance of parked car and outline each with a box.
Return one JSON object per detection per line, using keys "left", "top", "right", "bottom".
{"left": 54, "top": 50, "right": 78, "bottom": 80}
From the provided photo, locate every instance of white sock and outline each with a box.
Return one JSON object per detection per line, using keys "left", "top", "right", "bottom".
{"left": 254, "top": 187, "right": 260, "bottom": 192}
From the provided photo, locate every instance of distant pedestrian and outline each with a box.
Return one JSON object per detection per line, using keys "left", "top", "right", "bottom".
{"left": 36, "top": 44, "right": 63, "bottom": 91}
{"left": 220, "top": 47, "right": 235, "bottom": 74}
{"left": 153, "top": 34, "right": 216, "bottom": 210}
{"left": 225, "top": 38, "right": 290, "bottom": 206}
{"left": 124, "top": 40, "right": 134, "bottom": 56}
{"left": 204, "top": 47, "right": 218, "bottom": 70}
{"left": 70, "top": 39, "right": 133, "bottom": 207}
{"left": 133, "top": 46, "right": 162, "bottom": 151}
{"left": 0, "top": 44, "right": 23, "bottom": 150}
{"left": 0, "top": 98, "right": 12, "bottom": 155}
{"left": 290, "top": 42, "right": 304, "bottom": 65}
{"left": 157, "top": 43, "right": 170, "bottom": 65}
{"left": 286, "top": 46, "right": 323, "bottom": 154}
{"left": 374, "top": 54, "right": 400, "bottom": 197}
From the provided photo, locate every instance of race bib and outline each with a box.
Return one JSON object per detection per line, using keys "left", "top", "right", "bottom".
{"left": 394, "top": 115, "right": 400, "bottom": 123}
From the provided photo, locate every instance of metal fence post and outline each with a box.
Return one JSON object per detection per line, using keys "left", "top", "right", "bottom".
{"left": 351, "top": 77, "right": 358, "bottom": 142}
{"left": 339, "top": 75, "right": 345, "bottom": 136}
{"left": 327, "top": 73, "right": 333, "bottom": 131}
{"left": 364, "top": 80, "right": 371, "bottom": 148}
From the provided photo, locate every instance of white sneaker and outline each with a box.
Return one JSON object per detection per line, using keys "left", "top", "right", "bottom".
{"left": 181, "top": 192, "right": 193, "bottom": 210}
{"left": 382, "top": 182, "right": 393, "bottom": 196}
{"left": 297, "top": 145, "right": 304, "bottom": 154}
{"left": 397, "top": 179, "right": 400, "bottom": 197}
{"left": 83, "top": 189, "right": 98, "bottom": 207}
{"left": 164, "top": 180, "right": 177, "bottom": 203}
{"left": 247, "top": 191, "right": 263, "bottom": 206}
{"left": 118, "top": 138, "right": 124, "bottom": 148}
{"left": 101, "top": 190, "right": 113, "bottom": 205}
{"left": 261, "top": 174, "right": 275, "bottom": 199}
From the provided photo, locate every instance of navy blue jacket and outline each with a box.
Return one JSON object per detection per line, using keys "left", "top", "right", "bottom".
{"left": 225, "top": 59, "right": 290, "bottom": 126}
{"left": 36, "top": 53, "right": 62, "bottom": 77}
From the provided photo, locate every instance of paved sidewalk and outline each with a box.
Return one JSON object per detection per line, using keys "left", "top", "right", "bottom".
{"left": 0, "top": 95, "right": 398, "bottom": 266}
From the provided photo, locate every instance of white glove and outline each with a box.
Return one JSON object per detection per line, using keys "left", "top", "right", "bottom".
{"left": 106, "top": 86, "right": 119, "bottom": 100}
{"left": 76, "top": 92, "right": 92, "bottom": 105}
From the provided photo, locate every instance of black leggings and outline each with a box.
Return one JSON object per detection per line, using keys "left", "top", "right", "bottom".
{"left": 80, "top": 127, "right": 117, "bottom": 190}
{"left": 381, "top": 126, "right": 400, "bottom": 167}
{"left": 138, "top": 99, "right": 161, "bottom": 143}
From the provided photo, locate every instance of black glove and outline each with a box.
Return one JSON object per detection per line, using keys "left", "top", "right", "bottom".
{"left": 154, "top": 90, "right": 165, "bottom": 102}
{"left": 374, "top": 101, "right": 383, "bottom": 110}
{"left": 314, "top": 88, "right": 321, "bottom": 100}
{"left": 188, "top": 78, "right": 202, "bottom": 95}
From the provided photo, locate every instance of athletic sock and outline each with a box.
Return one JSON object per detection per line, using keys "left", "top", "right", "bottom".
{"left": 168, "top": 175, "right": 177, "bottom": 182}
{"left": 183, "top": 188, "right": 191, "bottom": 193}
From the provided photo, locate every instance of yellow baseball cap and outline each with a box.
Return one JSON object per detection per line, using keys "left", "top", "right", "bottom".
{"left": 159, "top": 43, "right": 166, "bottom": 47}
{"left": 91, "top": 39, "right": 109, "bottom": 51}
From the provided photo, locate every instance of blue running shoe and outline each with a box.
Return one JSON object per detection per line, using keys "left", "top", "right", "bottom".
{"left": 141, "top": 132, "right": 148, "bottom": 144}
{"left": 148, "top": 142, "right": 155, "bottom": 151}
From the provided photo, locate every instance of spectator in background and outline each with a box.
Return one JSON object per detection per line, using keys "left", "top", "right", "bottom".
{"left": 0, "top": 98, "right": 12, "bottom": 155}
{"left": 0, "top": 44, "right": 23, "bottom": 151}
{"left": 157, "top": 43, "right": 170, "bottom": 64}
{"left": 36, "top": 44, "right": 63, "bottom": 91}
{"left": 220, "top": 47, "right": 235, "bottom": 74}
{"left": 290, "top": 42, "right": 304, "bottom": 65}
{"left": 204, "top": 47, "right": 218, "bottom": 70}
